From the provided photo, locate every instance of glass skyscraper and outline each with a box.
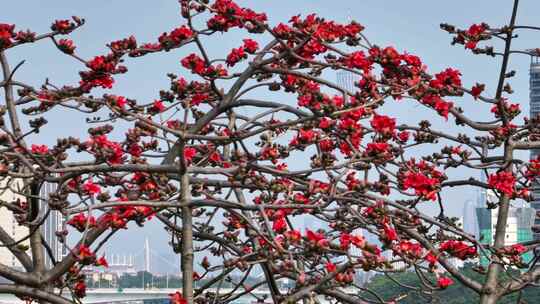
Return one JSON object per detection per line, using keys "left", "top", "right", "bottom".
{"left": 40, "top": 182, "right": 67, "bottom": 268}
{"left": 531, "top": 56, "right": 540, "bottom": 242}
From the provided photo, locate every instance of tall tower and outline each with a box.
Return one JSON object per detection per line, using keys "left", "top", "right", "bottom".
{"left": 530, "top": 55, "right": 540, "bottom": 242}
{"left": 336, "top": 70, "right": 356, "bottom": 93}
{"left": 40, "top": 181, "right": 67, "bottom": 268}
{"left": 463, "top": 199, "right": 479, "bottom": 239}
{"left": 144, "top": 237, "right": 151, "bottom": 273}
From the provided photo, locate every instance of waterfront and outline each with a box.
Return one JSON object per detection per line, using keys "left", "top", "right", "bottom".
{"left": 0, "top": 289, "right": 336, "bottom": 304}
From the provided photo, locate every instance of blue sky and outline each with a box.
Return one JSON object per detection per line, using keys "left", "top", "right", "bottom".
{"left": 3, "top": 1, "right": 539, "bottom": 273}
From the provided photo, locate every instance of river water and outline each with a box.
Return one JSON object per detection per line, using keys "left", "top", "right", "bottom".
{"left": 0, "top": 293, "right": 332, "bottom": 304}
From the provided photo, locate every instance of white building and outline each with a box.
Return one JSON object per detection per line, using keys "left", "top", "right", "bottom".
{"left": 476, "top": 190, "right": 535, "bottom": 267}
{"left": 0, "top": 178, "right": 67, "bottom": 269}
{"left": 0, "top": 179, "right": 29, "bottom": 269}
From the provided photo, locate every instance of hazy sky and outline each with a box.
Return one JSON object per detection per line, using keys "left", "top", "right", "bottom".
{"left": 2, "top": 0, "right": 539, "bottom": 273}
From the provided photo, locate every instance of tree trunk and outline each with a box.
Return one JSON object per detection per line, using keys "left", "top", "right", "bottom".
{"left": 180, "top": 172, "right": 194, "bottom": 304}
{"left": 479, "top": 294, "right": 499, "bottom": 304}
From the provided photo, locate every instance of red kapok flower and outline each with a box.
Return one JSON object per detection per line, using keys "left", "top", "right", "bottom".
{"left": 0, "top": 24, "right": 16, "bottom": 49}
{"left": 73, "top": 281, "right": 86, "bottom": 298}
{"left": 169, "top": 291, "right": 187, "bottom": 304}
{"left": 402, "top": 171, "right": 439, "bottom": 201}
{"left": 272, "top": 216, "right": 287, "bottom": 233}
{"left": 226, "top": 47, "right": 246, "bottom": 67}
{"left": 439, "top": 240, "right": 477, "bottom": 260}
{"left": 306, "top": 229, "right": 329, "bottom": 248}
{"left": 57, "top": 39, "right": 76, "bottom": 54}
{"left": 370, "top": 114, "right": 396, "bottom": 135}
{"left": 67, "top": 213, "right": 96, "bottom": 232}
{"left": 82, "top": 180, "right": 101, "bottom": 196}
{"left": 425, "top": 251, "right": 438, "bottom": 266}
{"left": 325, "top": 262, "right": 337, "bottom": 273}
{"left": 488, "top": 171, "right": 516, "bottom": 196}
{"left": 209, "top": 151, "right": 222, "bottom": 164}
{"left": 95, "top": 255, "right": 109, "bottom": 268}
{"left": 77, "top": 245, "right": 95, "bottom": 264}
{"left": 31, "top": 144, "right": 49, "bottom": 155}
{"left": 183, "top": 147, "right": 197, "bottom": 163}
{"left": 471, "top": 83, "right": 485, "bottom": 100}
{"left": 243, "top": 39, "right": 259, "bottom": 53}
{"left": 51, "top": 19, "right": 75, "bottom": 34}
{"left": 437, "top": 276, "right": 454, "bottom": 289}
{"left": 150, "top": 100, "right": 165, "bottom": 113}
{"left": 111, "top": 95, "right": 128, "bottom": 108}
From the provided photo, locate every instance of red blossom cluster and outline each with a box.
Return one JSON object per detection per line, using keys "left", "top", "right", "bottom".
{"left": 82, "top": 180, "right": 101, "bottom": 196}
{"left": 305, "top": 229, "right": 329, "bottom": 248}
{"left": 488, "top": 171, "right": 516, "bottom": 196}
{"left": 0, "top": 24, "right": 16, "bottom": 49}
{"left": 67, "top": 213, "right": 96, "bottom": 232}
{"left": 73, "top": 281, "right": 86, "bottom": 298}
{"left": 83, "top": 134, "right": 124, "bottom": 164}
{"left": 79, "top": 54, "right": 125, "bottom": 92}
{"left": 30, "top": 144, "right": 49, "bottom": 155}
{"left": 441, "top": 22, "right": 491, "bottom": 51}
{"left": 470, "top": 83, "right": 485, "bottom": 99}
{"left": 370, "top": 114, "right": 396, "bottom": 137}
{"left": 76, "top": 245, "right": 96, "bottom": 265}
{"left": 225, "top": 39, "right": 259, "bottom": 67}
{"left": 206, "top": 0, "right": 267, "bottom": 32}
{"left": 181, "top": 53, "right": 227, "bottom": 77}
{"left": 57, "top": 38, "right": 76, "bottom": 54}
{"left": 339, "top": 232, "right": 365, "bottom": 250}
{"left": 393, "top": 240, "right": 424, "bottom": 260}
{"left": 169, "top": 292, "right": 187, "bottom": 304}
{"left": 439, "top": 240, "right": 477, "bottom": 260}
{"left": 526, "top": 156, "right": 540, "bottom": 180}
{"left": 464, "top": 24, "right": 488, "bottom": 48}
{"left": 437, "top": 276, "right": 454, "bottom": 289}
{"left": 399, "top": 159, "right": 445, "bottom": 201}
{"left": 0, "top": 23, "right": 37, "bottom": 50}
{"left": 109, "top": 36, "right": 138, "bottom": 53}
{"left": 51, "top": 18, "right": 79, "bottom": 34}
{"left": 499, "top": 244, "right": 528, "bottom": 266}
{"left": 158, "top": 25, "right": 193, "bottom": 49}
{"left": 490, "top": 99, "right": 520, "bottom": 119}
{"left": 101, "top": 204, "right": 154, "bottom": 229}
{"left": 2, "top": 0, "right": 538, "bottom": 301}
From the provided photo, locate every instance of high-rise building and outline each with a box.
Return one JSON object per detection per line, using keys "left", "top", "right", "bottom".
{"left": 144, "top": 237, "right": 151, "bottom": 272}
{"left": 530, "top": 55, "right": 540, "bottom": 242}
{"left": 0, "top": 179, "right": 29, "bottom": 269}
{"left": 40, "top": 182, "right": 67, "bottom": 268}
{"left": 476, "top": 190, "right": 535, "bottom": 267}
{"left": 463, "top": 199, "right": 479, "bottom": 239}
{"left": 336, "top": 70, "right": 356, "bottom": 93}
{"left": 0, "top": 179, "right": 67, "bottom": 269}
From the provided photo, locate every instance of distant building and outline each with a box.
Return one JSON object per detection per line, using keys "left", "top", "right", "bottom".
{"left": 85, "top": 254, "right": 136, "bottom": 277}
{"left": 530, "top": 55, "right": 540, "bottom": 244}
{"left": 336, "top": 70, "right": 357, "bottom": 93}
{"left": 40, "top": 181, "right": 68, "bottom": 268}
{"left": 0, "top": 179, "right": 29, "bottom": 269}
{"left": 476, "top": 190, "right": 535, "bottom": 267}
{"left": 463, "top": 199, "right": 479, "bottom": 239}
{"left": 0, "top": 178, "right": 67, "bottom": 269}
{"left": 300, "top": 214, "right": 326, "bottom": 233}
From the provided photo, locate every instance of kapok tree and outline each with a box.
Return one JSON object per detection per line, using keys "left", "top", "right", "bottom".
{"left": 0, "top": 0, "right": 539, "bottom": 303}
